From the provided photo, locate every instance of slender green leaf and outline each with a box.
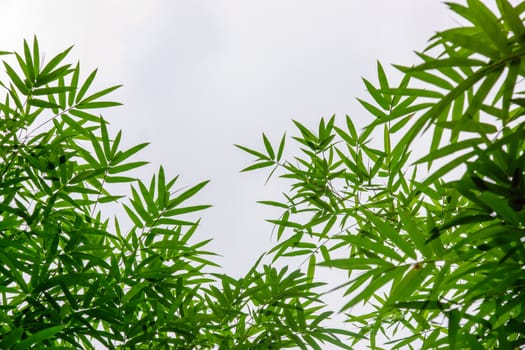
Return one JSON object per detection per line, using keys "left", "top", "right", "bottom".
{"left": 77, "top": 101, "right": 122, "bottom": 109}
{"left": 168, "top": 180, "right": 209, "bottom": 208}
{"left": 75, "top": 68, "right": 97, "bottom": 103}
{"left": 3, "top": 62, "right": 29, "bottom": 95}
{"left": 14, "top": 325, "right": 64, "bottom": 349}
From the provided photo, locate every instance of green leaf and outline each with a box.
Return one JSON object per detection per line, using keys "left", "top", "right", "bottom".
{"left": 235, "top": 144, "right": 268, "bottom": 160}
{"left": 363, "top": 210, "right": 417, "bottom": 260}
{"left": 168, "top": 180, "right": 210, "bottom": 208}
{"left": 478, "top": 192, "right": 520, "bottom": 225}
{"left": 75, "top": 68, "right": 97, "bottom": 103}
{"left": 415, "top": 138, "right": 480, "bottom": 164}
{"left": 381, "top": 87, "right": 443, "bottom": 99}
{"left": 99, "top": 118, "right": 111, "bottom": 158}
{"left": 124, "top": 204, "right": 144, "bottom": 228}
{"left": 108, "top": 161, "right": 148, "bottom": 174}
{"left": 500, "top": 60, "right": 520, "bottom": 120}
{"left": 463, "top": 69, "right": 503, "bottom": 120}
{"left": 36, "top": 64, "right": 73, "bottom": 86}
{"left": 28, "top": 98, "right": 61, "bottom": 109}
{"left": 3, "top": 62, "right": 29, "bottom": 95}
{"left": 112, "top": 142, "right": 149, "bottom": 165}
{"left": 109, "top": 130, "right": 122, "bottom": 160}
{"left": 319, "top": 258, "right": 392, "bottom": 270}
{"left": 0, "top": 328, "right": 23, "bottom": 348}
{"left": 448, "top": 309, "right": 460, "bottom": 350}
{"left": 31, "top": 35, "right": 40, "bottom": 77}
{"left": 98, "top": 195, "right": 125, "bottom": 203}
{"left": 277, "top": 133, "right": 286, "bottom": 161}
{"left": 156, "top": 166, "right": 167, "bottom": 207}
{"left": 240, "top": 161, "right": 275, "bottom": 172}
{"left": 69, "top": 108, "right": 101, "bottom": 122}
{"left": 307, "top": 254, "right": 316, "bottom": 281}
{"left": 89, "top": 133, "right": 107, "bottom": 167}
{"left": 376, "top": 61, "right": 391, "bottom": 105}
{"left": 438, "top": 27, "right": 499, "bottom": 58}
{"left": 436, "top": 119, "right": 497, "bottom": 134}
{"left": 79, "top": 84, "right": 122, "bottom": 104}
{"left": 58, "top": 76, "right": 67, "bottom": 107}
{"left": 386, "top": 263, "right": 432, "bottom": 306}
{"left": 343, "top": 235, "right": 404, "bottom": 262}
{"left": 468, "top": 0, "right": 510, "bottom": 54}
{"left": 257, "top": 200, "right": 289, "bottom": 209}
{"left": 131, "top": 185, "right": 154, "bottom": 223}
{"left": 32, "top": 86, "right": 75, "bottom": 95}
{"left": 421, "top": 151, "right": 476, "bottom": 188}
{"left": 362, "top": 78, "right": 389, "bottom": 110}
{"left": 409, "top": 57, "right": 486, "bottom": 71}
{"left": 68, "top": 62, "right": 80, "bottom": 106}
{"left": 341, "top": 268, "right": 402, "bottom": 311}
{"left": 40, "top": 45, "right": 73, "bottom": 77}
{"left": 164, "top": 205, "right": 212, "bottom": 216}
{"left": 262, "top": 133, "right": 275, "bottom": 159}
{"left": 106, "top": 175, "right": 137, "bottom": 183}
{"left": 14, "top": 325, "right": 64, "bottom": 350}
{"left": 497, "top": 0, "right": 525, "bottom": 36}
{"left": 76, "top": 101, "right": 122, "bottom": 109}
{"left": 357, "top": 98, "right": 388, "bottom": 119}
{"left": 121, "top": 281, "right": 149, "bottom": 304}
{"left": 393, "top": 300, "right": 447, "bottom": 310}
{"left": 23, "top": 39, "right": 35, "bottom": 82}
{"left": 399, "top": 210, "right": 432, "bottom": 258}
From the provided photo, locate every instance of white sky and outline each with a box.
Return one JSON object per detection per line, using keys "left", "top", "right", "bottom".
{"left": 1, "top": 1, "right": 455, "bottom": 347}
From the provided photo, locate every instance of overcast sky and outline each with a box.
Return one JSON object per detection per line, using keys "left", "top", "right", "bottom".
{"left": 2, "top": 1, "right": 454, "bottom": 347}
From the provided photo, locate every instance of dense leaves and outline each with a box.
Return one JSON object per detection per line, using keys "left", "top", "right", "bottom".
{"left": 0, "top": 38, "right": 347, "bottom": 349}
{"left": 3, "top": 1, "right": 525, "bottom": 349}
{"left": 239, "top": 0, "right": 525, "bottom": 348}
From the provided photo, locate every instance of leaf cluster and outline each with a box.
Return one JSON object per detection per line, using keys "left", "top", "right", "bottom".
{"left": 239, "top": 1, "right": 525, "bottom": 348}
{"left": 0, "top": 38, "right": 346, "bottom": 349}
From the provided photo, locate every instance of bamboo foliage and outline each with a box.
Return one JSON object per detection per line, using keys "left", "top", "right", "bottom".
{"left": 0, "top": 38, "right": 349, "bottom": 349}
{"left": 239, "top": 1, "right": 525, "bottom": 348}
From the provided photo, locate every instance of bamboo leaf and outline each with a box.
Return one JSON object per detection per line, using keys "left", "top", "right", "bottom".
{"left": 32, "top": 86, "right": 75, "bottom": 95}
{"left": 40, "top": 45, "right": 73, "bottom": 77}
{"left": 276, "top": 133, "right": 286, "bottom": 161}
{"left": 467, "top": 0, "right": 510, "bottom": 54}
{"left": 362, "top": 78, "right": 389, "bottom": 110}
{"left": 448, "top": 309, "right": 460, "bottom": 350}
{"left": 240, "top": 161, "right": 275, "bottom": 172}
{"left": 386, "top": 263, "right": 432, "bottom": 306}
{"left": 497, "top": 0, "right": 525, "bottom": 36}
{"left": 14, "top": 325, "right": 64, "bottom": 349}
{"left": 28, "top": 98, "right": 61, "bottom": 109}
{"left": 75, "top": 68, "right": 97, "bottom": 103}
{"left": 22, "top": 40, "right": 35, "bottom": 83}
{"left": 168, "top": 180, "right": 209, "bottom": 208}
{"left": 79, "top": 84, "right": 122, "bottom": 104}
{"left": 262, "top": 133, "right": 275, "bottom": 160}
{"left": 363, "top": 210, "right": 417, "bottom": 260}
{"left": 478, "top": 192, "right": 520, "bottom": 225}
{"left": 164, "top": 205, "right": 211, "bottom": 216}
{"left": 3, "top": 62, "right": 29, "bottom": 95}
{"left": 76, "top": 101, "right": 122, "bottom": 109}
{"left": 307, "top": 254, "right": 316, "bottom": 281}
{"left": 357, "top": 98, "right": 388, "bottom": 119}
{"left": 234, "top": 144, "right": 269, "bottom": 160}
{"left": 438, "top": 28, "right": 499, "bottom": 58}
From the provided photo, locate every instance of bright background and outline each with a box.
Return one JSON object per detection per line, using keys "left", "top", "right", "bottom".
{"left": 1, "top": 1, "right": 453, "bottom": 346}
